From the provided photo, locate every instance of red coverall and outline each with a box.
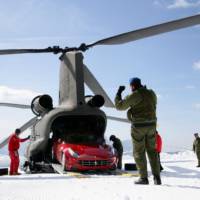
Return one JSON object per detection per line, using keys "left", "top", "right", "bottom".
{"left": 156, "top": 133, "right": 162, "bottom": 153}
{"left": 8, "top": 134, "right": 28, "bottom": 175}
{"left": 156, "top": 133, "right": 163, "bottom": 171}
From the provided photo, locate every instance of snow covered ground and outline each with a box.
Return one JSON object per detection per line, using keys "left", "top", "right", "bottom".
{"left": 0, "top": 151, "right": 200, "bottom": 200}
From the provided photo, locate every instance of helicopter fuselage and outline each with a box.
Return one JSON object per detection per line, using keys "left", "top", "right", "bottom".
{"left": 25, "top": 51, "right": 115, "bottom": 172}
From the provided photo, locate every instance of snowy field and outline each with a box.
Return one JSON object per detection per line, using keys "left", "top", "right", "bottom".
{"left": 0, "top": 151, "right": 200, "bottom": 200}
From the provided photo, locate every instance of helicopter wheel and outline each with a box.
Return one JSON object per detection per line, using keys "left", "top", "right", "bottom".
{"left": 51, "top": 149, "right": 57, "bottom": 163}
{"left": 61, "top": 154, "right": 67, "bottom": 171}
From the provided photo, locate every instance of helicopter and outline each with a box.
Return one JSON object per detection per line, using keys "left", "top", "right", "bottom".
{"left": 0, "top": 14, "right": 200, "bottom": 173}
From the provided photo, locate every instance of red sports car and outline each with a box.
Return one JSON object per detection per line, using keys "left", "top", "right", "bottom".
{"left": 52, "top": 134, "right": 118, "bottom": 171}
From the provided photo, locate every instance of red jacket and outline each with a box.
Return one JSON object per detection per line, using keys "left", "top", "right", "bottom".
{"left": 8, "top": 134, "right": 28, "bottom": 152}
{"left": 156, "top": 133, "right": 162, "bottom": 153}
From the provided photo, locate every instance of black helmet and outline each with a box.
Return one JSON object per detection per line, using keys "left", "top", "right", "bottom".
{"left": 15, "top": 129, "right": 21, "bottom": 134}
{"left": 109, "top": 135, "right": 116, "bottom": 141}
{"left": 129, "top": 77, "right": 141, "bottom": 86}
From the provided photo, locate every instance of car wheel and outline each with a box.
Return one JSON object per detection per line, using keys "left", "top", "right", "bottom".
{"left": 110, "top": 164, "right": 117, "bottom": 171}
{"left": 61, "top": 154, "right": 66, "bottom": 171}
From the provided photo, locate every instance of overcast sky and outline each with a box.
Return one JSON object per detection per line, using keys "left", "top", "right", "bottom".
{"left": 0, "top": 0, "right": 200, "bottom": 152}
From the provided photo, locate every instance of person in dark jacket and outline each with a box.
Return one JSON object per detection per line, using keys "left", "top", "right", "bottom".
{"left": 193, "top": 133, "right": 200, "bottom": 167}
{"left": 109, "top": 135, "right": 123, "bottom": 169}
{"left": 156, "top": 131, "right": 163, "bottom": 171}
{"left": 8, "top": 129, "right": 30, "bottom": 175}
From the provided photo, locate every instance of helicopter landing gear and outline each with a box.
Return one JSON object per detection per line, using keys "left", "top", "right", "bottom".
{"left": 23, "top": 160, "right": 54, "bottom": 174}
{"left": 61, "top": 154, "right": 67, "bottom": 171}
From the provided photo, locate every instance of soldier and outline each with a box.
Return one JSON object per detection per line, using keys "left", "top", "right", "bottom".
{"left": 115, "top": 77, "right": 161, "bottom": 185}
{"left": 193, "top": 133, "right": 200, "bottom": 167}
{"left": 109, "top": 135, "right": 123, "bottom": 169}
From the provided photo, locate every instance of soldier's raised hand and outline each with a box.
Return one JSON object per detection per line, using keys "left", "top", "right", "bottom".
{"left": 117, "top": 86, "right": 126, "bottom": 98}
{"left": 118, "top": 86, "right": 125, "bottom": 93}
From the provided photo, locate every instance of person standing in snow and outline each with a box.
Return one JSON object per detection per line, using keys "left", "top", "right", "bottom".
{"left": 193, "top": 133, "right": 200, "bottom": 167}
{"left": 115, "top": 78, "right": 161, "bottom": 185}
{"left": 109, "top": 135, "right": 123, "bottom": 169}
{"left": 8, "top": 129, "right": 30, "bottom": 175}
{"left": 156, "top": 131, "right": 164, "bottom": 171}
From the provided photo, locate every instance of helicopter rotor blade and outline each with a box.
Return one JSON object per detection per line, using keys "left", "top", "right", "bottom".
{"left": 0, "top": 46, "right": 74, "bottom": 56}
{"left": 83, "top": 64, "right": 115, "bottom": 108}
{"left": 0, "top": 48, "right": 56, "bottom": 55}
{"left": 0, "top": 103, "right": 31, "bottom": 109}
{"left": 87, "top": 14, "right": 200, "bottom": 48}
{"left": 107, "top": 116, "right": 130, "bottom": 123}
{"left": 0, "top": 116, "right": 38, "bottom": 149}
{"left": 0, "top": 14, "right": 199, "bottom": 55}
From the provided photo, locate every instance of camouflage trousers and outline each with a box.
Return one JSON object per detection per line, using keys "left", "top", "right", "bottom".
{"left": 131, "top": 125, "right": 160, "bottom": 178}
{"left": 195, "top": 151, "right": 200, "bottom": 165}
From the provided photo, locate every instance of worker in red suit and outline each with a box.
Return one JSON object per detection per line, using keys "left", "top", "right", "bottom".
{"left": 156, "top": 131, "right": 164, "bottom": 171}
{"left": 8, "top": 129, "right": 30, "bottom": 175}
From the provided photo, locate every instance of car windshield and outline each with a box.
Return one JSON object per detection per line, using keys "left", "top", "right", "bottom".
{"left": 62, "top": 134, "right": 104, "bottom": 145}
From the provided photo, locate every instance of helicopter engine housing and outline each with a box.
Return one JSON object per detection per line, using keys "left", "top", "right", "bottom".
{"left": 31, "top": 95, "right": 53, "bottom": 116}
{"left": 85, "top": 95, "right": 105, "bottom": 108}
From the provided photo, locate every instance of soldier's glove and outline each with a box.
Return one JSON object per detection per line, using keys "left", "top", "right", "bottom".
{"left": 117, "top": 86, "right": 125, "bottom": 98}
{"left": 27, "top": 135, "right": 31, "bottom": 140}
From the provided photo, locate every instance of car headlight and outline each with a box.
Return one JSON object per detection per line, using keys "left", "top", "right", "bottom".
{"left": 68, "top": 148, "right": 79, "bottom": 158}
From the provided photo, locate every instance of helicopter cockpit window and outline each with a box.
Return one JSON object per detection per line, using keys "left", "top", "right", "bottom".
{"left": 51, "top": 115, "right": 106, "bottom": 145}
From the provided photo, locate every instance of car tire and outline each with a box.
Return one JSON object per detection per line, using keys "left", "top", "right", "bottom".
{"left": 110, "top": 164, "right": 117, "bottom": 171}
{"left": 61, "top": 153, "right": 66, "bottom": 171}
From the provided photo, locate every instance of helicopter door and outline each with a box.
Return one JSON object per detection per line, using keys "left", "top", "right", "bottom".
{"left": 51, "top": 115, "right": 106, "bottom": 145}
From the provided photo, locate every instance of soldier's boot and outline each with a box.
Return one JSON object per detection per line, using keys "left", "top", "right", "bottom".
{"left": 13, "top": 172, "right": 21, "bottom": 175}
{"left": 153, "top": 175, "right": 162, "bottom": 185}
{"left": 134, "top": 177, "right": 149, "bottom": 185}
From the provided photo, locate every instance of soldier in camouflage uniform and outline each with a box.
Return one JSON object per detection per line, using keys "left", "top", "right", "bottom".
{"left": 110, "top": 135, "right": 123, "bottom": 169}
{"left": 115, "top": 77, "right": 161, "bottom": 185}
{"left": 193, "top": 133, "right": 200, "bottom": 167}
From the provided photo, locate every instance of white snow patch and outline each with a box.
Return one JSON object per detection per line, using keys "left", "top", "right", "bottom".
{"left": 0, "top": 151, "right": 200, "bottom": 200}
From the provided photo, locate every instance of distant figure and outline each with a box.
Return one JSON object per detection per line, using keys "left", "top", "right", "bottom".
{"left": 109, "top": 135, "right": 123, "bottom": 170}
{"left": 156, "top": 131, "right": 164, "bottom": 171}
{"left": 8, "top": 129, "right": 30, "bottom": 175}
{"left": 193, "top": 133, "right": 200, "bottom": 167}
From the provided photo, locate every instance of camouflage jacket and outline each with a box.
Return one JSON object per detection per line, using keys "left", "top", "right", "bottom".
{"left": 193, "top": 137, "right": 200, "bottom": 152}
{"left": 115, "top": 87, "right": 157, "bottom": 124}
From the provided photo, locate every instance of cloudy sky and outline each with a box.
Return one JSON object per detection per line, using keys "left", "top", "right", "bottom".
{"left": 0, "top": 0, "right": 200, "bottom": 151}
